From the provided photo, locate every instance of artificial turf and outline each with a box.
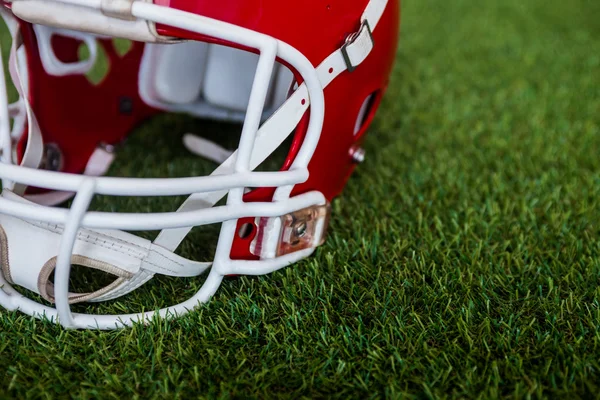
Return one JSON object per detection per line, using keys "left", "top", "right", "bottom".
{"left": 1, "top": 0, "right": 600, "bottom": 398}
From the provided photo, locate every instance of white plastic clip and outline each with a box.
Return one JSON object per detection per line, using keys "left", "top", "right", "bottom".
{"left": 101, "top": 0, "right": 135, "bottom": 21}
{"left": 33, "top": 25, "right": 98, "bottom": 77}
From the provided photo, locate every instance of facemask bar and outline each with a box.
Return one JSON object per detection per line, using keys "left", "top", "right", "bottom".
{"left": 0, "top": 0, "right": 387, "bottom": 329}
{"left": 0, "top": 33, "right": 10, "bottom": 168}
{"left": 0, "top": 1, "right": 326, "bottom": 329}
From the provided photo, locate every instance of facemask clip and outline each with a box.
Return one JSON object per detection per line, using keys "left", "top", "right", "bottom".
{"left": 276, "top": 203, "right": 331, "bottom": 257}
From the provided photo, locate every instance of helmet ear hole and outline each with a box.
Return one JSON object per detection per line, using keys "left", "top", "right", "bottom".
{"left": 353, "top": 91, "right": 381, "bottom": 137}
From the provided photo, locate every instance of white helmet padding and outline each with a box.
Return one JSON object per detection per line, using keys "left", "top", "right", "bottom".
{"left": 141, "top": 41, "right": 294, "bottom": 121}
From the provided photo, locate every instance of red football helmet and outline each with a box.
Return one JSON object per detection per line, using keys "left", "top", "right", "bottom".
{"left": 0, "top": 0, "right": 400, "bottom": 329}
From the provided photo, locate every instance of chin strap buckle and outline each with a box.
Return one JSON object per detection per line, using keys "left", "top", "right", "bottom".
{"left": 341, "top": 20, "right": 374, "bottom": 73}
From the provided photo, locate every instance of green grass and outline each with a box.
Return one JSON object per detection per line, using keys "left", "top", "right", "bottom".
{"left": 1, "top": 0, "right": 600, "bottom": 398}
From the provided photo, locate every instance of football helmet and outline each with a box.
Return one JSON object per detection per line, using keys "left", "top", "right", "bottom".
{"left": 0, "top": 0, "right": 400, "bottom": 329}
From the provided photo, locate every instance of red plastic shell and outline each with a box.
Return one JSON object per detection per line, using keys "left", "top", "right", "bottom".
{"left": 10, "top": 0, "right": 400, "bottom": 261}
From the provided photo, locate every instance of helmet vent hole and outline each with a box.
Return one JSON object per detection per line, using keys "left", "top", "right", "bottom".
{"left": 301, "top": 99, "right": 306, "bottom": 106}
{"left": 238, "top": 223, "right": 255, "bottom": 239}
{"left": 113, "top": 38, "right": 133, "bottom": 57}
{"left": 78, "top": 41, "right": 110, "bottom": 86}
{"left": 329, "top": 67, "right": 334, "bottom": 74}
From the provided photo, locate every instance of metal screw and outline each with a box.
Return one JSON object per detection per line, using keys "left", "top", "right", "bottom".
{"left": 294, "top": 221, "right": 308, "bottom": 238}
{"left": 350, "top": 146, "right": 366, "bottom": 164}
{"left": 119, "top": 96, "right": 134, "bottom": 115}
{"left": 99, "top": 142, "right": 116, "bottom": 153}
{"left": 43, "top": 143, "right": 63, "bottom": 171}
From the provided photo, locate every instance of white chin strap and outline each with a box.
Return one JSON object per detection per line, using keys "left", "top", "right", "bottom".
{"left": 0, "top": 190, "right": 210, "bottom": 304}
{"left": 0, "top": 0, "right": 389, "bottom": 327}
